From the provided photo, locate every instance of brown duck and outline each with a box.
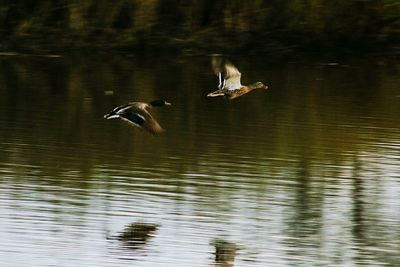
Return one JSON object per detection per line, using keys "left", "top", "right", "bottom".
{"left": 104, "top": 100, "right": 171, "bottom": 135}
{"left": 207, "top": 56, "right": 268, "bottom": 100}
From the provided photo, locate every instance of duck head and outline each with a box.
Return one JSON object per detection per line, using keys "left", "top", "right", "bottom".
{"left": 252, "top": 82, "right": 268, "bottom": 90}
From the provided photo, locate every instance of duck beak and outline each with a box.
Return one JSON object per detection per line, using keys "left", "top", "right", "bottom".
{"left": 165, "top": 101, "right": 172, "bottom": 106}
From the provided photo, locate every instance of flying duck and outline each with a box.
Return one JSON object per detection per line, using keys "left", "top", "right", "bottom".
{"left": 207, "top": 56, "right": 268, "bottom": 99}
{"left": 104, "top": 99, "right": 171, "bottom": 135}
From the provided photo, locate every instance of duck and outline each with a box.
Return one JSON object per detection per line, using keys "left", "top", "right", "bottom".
{"left": 207, "top": 56, "right": 268, "bottom": 100}
{"left": 104, "top": 99, "right": 171, "bottom": 135}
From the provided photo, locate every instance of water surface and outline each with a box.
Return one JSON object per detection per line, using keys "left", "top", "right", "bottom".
{"left": 0, "top": 54, "right": 399, "bottom": 267}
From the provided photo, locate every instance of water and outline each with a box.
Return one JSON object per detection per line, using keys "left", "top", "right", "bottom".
{"left": 0, "top": 54, "right": 399, "bottom": 267}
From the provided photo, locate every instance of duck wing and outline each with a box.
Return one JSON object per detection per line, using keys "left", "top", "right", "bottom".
{"left": 104, "top": 103, "right": 136, "bottom": 120}
{"left": 223, "top": 62, "right": 242, "bottom": 91}
{"left": 206, "top": 88, "right": 226, "bottom": 97}
{"left": 141, "top": 116, "right": 164, "bottom": 135}
{"left": 119, "top": 112, "right": 146, "bottom": 127}
{"left": 105, "top": 102, "right": 164, "bottom": 134}
{"left": 124, "top": 104, "right": 164, "bottom": 135}
{"left": 211, "top": 56, "right": 242, "bottom": 91}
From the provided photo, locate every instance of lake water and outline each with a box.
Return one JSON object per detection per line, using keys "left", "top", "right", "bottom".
{"left": 0, "top": 54, "right": 399, "bottom": 267}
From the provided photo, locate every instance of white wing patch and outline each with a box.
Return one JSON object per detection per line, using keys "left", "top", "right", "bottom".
{"left": 116, "top": 105, "right": 133, "bottom": 114}
{"left": 135, "top": 113, "right": 145, "bottom": 121}
{"left": 224, "top": 76, "right": 242, "bottom": 91}
{"left": 215, "top": 62, "right": 242, "bottom": 91}
{"left": 223, "top": 63, "right": 242, "bottom": 90}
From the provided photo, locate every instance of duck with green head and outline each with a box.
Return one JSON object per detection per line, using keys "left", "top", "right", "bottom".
{"left": 207, "top": 56, "right": 268, "bottom": 100}
{"left": 104, "top": 99, "right": 171, "bottom": 135}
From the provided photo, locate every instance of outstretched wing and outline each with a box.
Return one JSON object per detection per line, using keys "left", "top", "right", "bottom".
{"left": 127, "top": 105, "right": 164, "bottom": 134}
{"left": 104, "top": 103, "right": 134, "bottom": 120}
{"left": 211, "top": 56, "right": 242, "bottom": 91}
{"left": 105, "top": 102, "right": 165, "bottom": 135}
{"left": 120, "top": 112, "right": 146, "bottom": 127}
{"left": 211, "top": 56, "right": 224, "bottom": 76}
{"left": 207, "top": 89, "right": 226, "bottom": 97}
{"left": 223, "top": 62, "right": 242, "bottom": 90}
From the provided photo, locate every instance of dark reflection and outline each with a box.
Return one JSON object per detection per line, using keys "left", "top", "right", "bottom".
{"left": 116, "top": 222, "right": 159, "bottom": 249}
{"left": 351, "top": 156, "right": 368, "bottom": 264}
{"left": 283, "top": 157, "right": 323, "bottom": 262}
{"left": 352, "top": 157, "right": 365, "bottom": 242}
{"left": 211, "top": 238, "right": 238, "bottom": 267}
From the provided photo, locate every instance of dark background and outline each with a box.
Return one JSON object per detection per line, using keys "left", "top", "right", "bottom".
{"left": 1, "top": 0, "right": 399, "bottom": 55}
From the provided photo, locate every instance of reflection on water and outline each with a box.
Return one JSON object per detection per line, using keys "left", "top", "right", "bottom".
{"left": 212, "top": 238, "right": 238, "bottom": 267}
{"left": 0, "top": 54, "right": 399, "bottom": 267}
{"left": 115, "top": 222, "right": 159, "bottom": 249}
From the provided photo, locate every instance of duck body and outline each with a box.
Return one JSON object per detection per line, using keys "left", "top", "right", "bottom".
{"left": 207, "top": 56, "right": 268, "bottom": 99}
{"left": 207, "top": 82, "right": 267, "bottom": 100}
{"left": 104, "top": 100, "right": 171, "bottom": 135}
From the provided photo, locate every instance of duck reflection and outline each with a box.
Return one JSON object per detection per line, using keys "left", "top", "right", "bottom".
{"left": 116, "top": 222, "right": 159, "bottom": 249}
{"left": 211, "top": 238, "right": 238, "bottom": 267}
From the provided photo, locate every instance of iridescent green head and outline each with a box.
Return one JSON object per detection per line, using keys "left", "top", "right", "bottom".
{"left": 149, "top": 99, "right": 172, "bottom": 107}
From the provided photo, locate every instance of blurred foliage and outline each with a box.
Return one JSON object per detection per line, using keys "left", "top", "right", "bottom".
{"left": 0, "top": 1, "right": 399, "bottom": 54}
